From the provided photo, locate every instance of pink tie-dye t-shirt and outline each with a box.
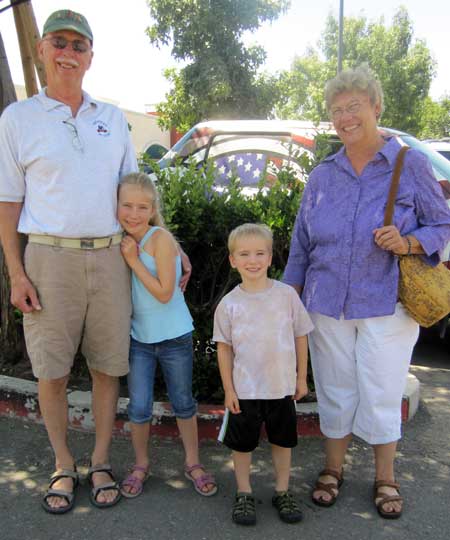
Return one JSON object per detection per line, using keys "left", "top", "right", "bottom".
{"left": 213, "top": 280, "right": 314, "bottom": 399}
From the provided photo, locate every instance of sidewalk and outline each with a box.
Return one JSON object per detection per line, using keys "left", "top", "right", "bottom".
{"left": 0, "top": 372, "right": 420, "bottom": 439}
{"left": 0, "top": 363, "right": 448, "bottom": 540}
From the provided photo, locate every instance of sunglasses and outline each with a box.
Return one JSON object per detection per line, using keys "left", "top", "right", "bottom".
{"left": 62, "top": 119, "right": 84, "bottom": 152}
{"left": 44, "top": 36, "right": 91, "bottom": 54}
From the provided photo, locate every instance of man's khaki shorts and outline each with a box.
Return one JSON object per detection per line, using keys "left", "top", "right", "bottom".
{"left": 23, "top": 243, "right": 131, "bottom": 380}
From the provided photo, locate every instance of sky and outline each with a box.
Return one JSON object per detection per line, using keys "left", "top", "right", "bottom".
{"left": 0, "top": 0, "right": 448, "bottom": 113}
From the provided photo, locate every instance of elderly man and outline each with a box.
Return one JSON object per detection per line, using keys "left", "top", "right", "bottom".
{"left": 0, "top": 10, "right": 137, "bottom": 513}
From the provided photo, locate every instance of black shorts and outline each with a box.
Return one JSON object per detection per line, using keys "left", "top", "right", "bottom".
{"left": 218, "top": 397, "right": 298, "bottom": 452}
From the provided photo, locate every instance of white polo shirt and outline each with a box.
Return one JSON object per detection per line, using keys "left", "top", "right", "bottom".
{"left": 0, "top": 89, "right": 138, "bottom": 237}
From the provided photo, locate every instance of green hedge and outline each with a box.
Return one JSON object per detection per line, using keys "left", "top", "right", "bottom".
{"left": 150, "top": 158, "right": 313, "bottom": 401}
{"left": 2, "top": 151, "right": 323, "bottom": 402}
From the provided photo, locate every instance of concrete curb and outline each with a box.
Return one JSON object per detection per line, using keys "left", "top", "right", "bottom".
{"left": 0, "top": 373, "right": 420, "bottom": 440}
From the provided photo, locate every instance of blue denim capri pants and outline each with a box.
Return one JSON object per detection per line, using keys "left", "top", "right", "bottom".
{"left": 127, "top": 332, "right": 197, "bottom": 423}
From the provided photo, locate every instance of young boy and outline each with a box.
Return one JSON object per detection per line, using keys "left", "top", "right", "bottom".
{"left": 213, "top": 223, "right": 313, "bottom": 526}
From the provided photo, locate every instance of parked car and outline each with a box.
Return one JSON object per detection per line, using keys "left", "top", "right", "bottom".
{"left": 422, "top": 139, "right": 450, "bottom": 161}
{"left": 158, "top": 120, "right": 450, "bottom": 334}
{"left": 157, "top": 120, "right": 335, "bottom": 189}
{"left": 158, "top": 121, "right": 450, "bottom": 194}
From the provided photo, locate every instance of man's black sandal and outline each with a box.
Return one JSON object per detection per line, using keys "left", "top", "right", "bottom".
{"left": 41, "top": 467, "right": 79, "bottom": 514}
{"left": 87, "top": 463, "right": 121, "bottom": 508}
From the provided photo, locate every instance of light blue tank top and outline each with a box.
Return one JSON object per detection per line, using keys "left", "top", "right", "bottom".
{"left": 131, "top": 227, "right": 193, "bottom": 343}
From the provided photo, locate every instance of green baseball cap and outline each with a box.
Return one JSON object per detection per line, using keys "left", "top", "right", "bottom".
{"left": 43, "top": 10, "right": 93, "bottom": 42}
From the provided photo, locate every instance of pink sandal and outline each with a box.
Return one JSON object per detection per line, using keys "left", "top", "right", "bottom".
{"left": 184, "top": 464, "right": 218, "bottom": 497}
{"left": 120, "top": 465, "right": 150, "bottom": 499}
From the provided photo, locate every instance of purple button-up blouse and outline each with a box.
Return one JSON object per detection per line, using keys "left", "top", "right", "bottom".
{"left": 283, "top": 137, "right": 450, "bottom": 319}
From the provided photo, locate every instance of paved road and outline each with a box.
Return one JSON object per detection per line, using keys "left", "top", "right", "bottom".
{"left": 0, "top": 333, "right": 449, "bottom": 540}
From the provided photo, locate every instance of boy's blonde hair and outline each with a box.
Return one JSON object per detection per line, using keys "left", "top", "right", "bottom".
{"left": 228, "top": 223, "right": 273, "bottom": 254}
{"left": 118, "top": 172, "right": 165, "bottom": 227}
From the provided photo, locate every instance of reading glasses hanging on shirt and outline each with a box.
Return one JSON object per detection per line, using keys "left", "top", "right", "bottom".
{"left": 62, "top": 119, "right": 84, "bottom": 152}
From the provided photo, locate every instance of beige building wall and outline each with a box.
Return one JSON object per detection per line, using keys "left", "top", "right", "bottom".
{"left": 122, "top": 108, "right": 170, "bottom": 155}
{"left": 13, "top": 85, "right": 170, "bottom": 157}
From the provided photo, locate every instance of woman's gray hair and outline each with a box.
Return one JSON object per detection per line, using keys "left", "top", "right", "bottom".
{"left": 325, "top": 64, "right": 384, "bottom": 118}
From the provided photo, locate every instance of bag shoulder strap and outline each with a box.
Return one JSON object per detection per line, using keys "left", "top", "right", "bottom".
{"left": 384, "top": 145, "right": 409, "bottom": 226}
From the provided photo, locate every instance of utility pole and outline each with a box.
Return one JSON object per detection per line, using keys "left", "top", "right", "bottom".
{"left": 12, "top": 0, "right": 46, "bottom": 93}
{"left": 0, "top": 31, "right": 17, "bottom": 109}
{"left": 338, "top": 0, "right": 344, "bottom": 73}
{"left": 12, "top": 2, "right": 38, "bottom": 95}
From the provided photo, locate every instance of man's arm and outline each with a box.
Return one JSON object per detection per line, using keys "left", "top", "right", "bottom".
{"left": 0, "top": 202, "right": 41, "bottom": 312}
{"left": 178, "top": 246, "right": 192, "bottom": 292}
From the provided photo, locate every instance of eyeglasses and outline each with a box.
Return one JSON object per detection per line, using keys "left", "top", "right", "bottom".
{"left": 44, "top": 36, "right": 91, "bottom": 54}
{"left": 63, "top": 119, "right": 84, "bottom": 152}
{"left": 330, "top": 100, "right": 365, "bottom": 120}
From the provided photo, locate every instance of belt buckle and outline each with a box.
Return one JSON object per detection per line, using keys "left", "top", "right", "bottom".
{"left": 80, "top": 238, "right": 95, "bottom": 249}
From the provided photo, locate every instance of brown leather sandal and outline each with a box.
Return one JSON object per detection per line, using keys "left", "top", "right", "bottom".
{"left": 311, "top": 468, "right": 344, "bottom": 507}
{"left": 373, "top": 480, "right": 403, "bottom": 519}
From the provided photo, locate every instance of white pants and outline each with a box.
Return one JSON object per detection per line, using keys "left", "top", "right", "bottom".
{"left": 309, "top": 304, "right": 419, "bottom": 445}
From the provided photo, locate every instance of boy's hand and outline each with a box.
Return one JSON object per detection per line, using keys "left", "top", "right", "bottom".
{"left": 224, "top": 389, "right": 241, "bottom": 414}
{"left": 120, "top": 236, "right": 139, "bottom": 267}
{"left": 293, "top": 378, "right": 308, "bottom": 401}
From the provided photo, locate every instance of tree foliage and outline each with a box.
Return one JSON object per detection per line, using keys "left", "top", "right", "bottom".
{"left": 418, "top": 96, "right": 450, "bottom": 140}
{"left": 149, "top": 159, "right": 307, "bottom": 400}
{"left": 146, "top": 0, "right": 289, "bottom": 131}
{"left": 276, "top": 7, "right": 436, "bottom": 136}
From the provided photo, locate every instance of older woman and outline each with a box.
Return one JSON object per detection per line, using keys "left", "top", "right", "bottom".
{"left": 284, "top": 65, "right": 450, "bottom": 519}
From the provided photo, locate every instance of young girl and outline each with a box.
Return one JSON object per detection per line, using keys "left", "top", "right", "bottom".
{"left": 117, "top": 172, "right": 217, "bottom": 498}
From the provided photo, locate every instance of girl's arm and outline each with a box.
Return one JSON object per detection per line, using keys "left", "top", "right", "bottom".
{"left": 217, "top": 342, "right": 241, "bottom": 414}
{"left": 294, "top": 335, "right": 308, "bottom": 401}
{"left": 121, "top": 229, "right": 178, "bottom": 303}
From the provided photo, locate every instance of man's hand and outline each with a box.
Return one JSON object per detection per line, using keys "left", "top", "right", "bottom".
{"left": 293, "top": 378, "right": 308, "bottom": 401}
{"left": 373, "top": 225, "right": 408, "bottom": 255}
{"left": 120, "top": 236, "right": 139, "bottom": 267}
{"left": 10, "top": 274, "right": 41, "bottom": 313}
{"left": 179, "top": 249, "right": 192, "bottom": 292}
{"left": 224, "top": 389, "right": 241, "bottom": 414}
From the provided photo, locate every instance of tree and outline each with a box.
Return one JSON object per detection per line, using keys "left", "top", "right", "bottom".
{"left": 275, "top": 50, "right": 334, "bottom": 124}
{"left": 147, "top": 0, "right": 289, "bottom": 131}
{"left": 276, "top": 7, "right": 436, "bottom": 136}
{"left": 0, "top": 32, "right": 23, "bottom": 364}
{"left": 418, "top": 96, "right": 450, "bottom": 140}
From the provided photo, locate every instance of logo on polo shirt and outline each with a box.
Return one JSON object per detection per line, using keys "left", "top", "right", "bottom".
{"left": 93, "top": 120, "right": 110, "bottom": 137}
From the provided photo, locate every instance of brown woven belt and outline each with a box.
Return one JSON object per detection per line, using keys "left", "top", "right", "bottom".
{"left": 28, "top": 233, "right": 123, "bottom": 250}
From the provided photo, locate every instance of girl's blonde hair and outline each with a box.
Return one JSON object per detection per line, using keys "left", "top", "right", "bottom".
{"left": 228, "top": 223, "right": 273, "bottom": 254}
{"left": 325, "top": 63, "right": 384, "bottom": 118}
{"left": 118, "top": 172, "right": 165, "bottom": 227}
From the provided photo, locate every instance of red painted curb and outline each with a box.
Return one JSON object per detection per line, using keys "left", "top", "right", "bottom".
{"left": 0, "top": 379, "right": 412, "bottom": 440}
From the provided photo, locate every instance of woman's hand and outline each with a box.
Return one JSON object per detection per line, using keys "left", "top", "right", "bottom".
{"left": 373, "top": 225, "right": 408, "bottom": 255}
{"left": 120, "top": 235, "right": 140, "bottom": 267}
